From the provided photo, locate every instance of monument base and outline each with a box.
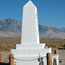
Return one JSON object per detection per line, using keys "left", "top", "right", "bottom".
{"left": 11, "top": 43, "right": 51, "bottom": 65}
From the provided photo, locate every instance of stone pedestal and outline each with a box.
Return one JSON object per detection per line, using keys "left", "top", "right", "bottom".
{"left": 11, "top": 43, "right": 51, "bottom": 65}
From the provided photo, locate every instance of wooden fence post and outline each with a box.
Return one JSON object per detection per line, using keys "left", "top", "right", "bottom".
{"left": 47, "top": 53, "right": 52, "bottom": 65}
{"left": 9, "top": 54, "right": 14, "bottom": 65}
{"left": 0, "top": 52, "right": 3, "bottom": 63}
{"left": 54, "top": 50, "right": 59, "bottom": 54}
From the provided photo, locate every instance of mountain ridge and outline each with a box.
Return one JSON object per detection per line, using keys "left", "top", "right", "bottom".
{"left": 0, "top": 18, "right": 65, "bottom": 39}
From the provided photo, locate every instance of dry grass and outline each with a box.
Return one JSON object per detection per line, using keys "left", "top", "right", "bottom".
{"left": 40, "top": 39, "right": 65, "bottom": 48}
{"left": 0, "top": 38, "right": 65, "bottom": 51}
{"left": 0, "top": 38, "right": 21, "bottom": 51}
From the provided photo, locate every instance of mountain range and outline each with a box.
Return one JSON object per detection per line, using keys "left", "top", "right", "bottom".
{"left": 0, "top": 18, "right": 65, "bottom": 39}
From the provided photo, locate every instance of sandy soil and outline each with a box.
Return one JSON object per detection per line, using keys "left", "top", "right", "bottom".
{"left": 59, "top": 50, "right": 65, "bottom": 65}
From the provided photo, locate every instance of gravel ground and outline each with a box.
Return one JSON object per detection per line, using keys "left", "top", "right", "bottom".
{"left": 0, "top": 50, "right": 65, "bottom": 65}
{"left": 59, "top": 50, "right": 65, "bottom": 65}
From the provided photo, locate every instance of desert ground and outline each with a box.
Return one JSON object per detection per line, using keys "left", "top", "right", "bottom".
{"left": 0, "top": 38, "right": 65, "bottom": 51}
{"left": 0, "top": 38, "right": 65, "bottom": 65}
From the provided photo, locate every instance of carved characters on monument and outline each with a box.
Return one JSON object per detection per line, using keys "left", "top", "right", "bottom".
{"left": 38, "top": 55, "right": 44, "bottom": 65}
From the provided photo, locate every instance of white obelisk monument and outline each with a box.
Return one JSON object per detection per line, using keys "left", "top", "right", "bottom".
{"left": 11, "top": 0, "right": 51, "bottom": 65}
{"left": 21, "top": 0, "right": 39, "bottom": 44}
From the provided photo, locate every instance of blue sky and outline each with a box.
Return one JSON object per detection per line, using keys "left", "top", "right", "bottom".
{"left": 0, "top": 0, "right": 65, "bottom": 27}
